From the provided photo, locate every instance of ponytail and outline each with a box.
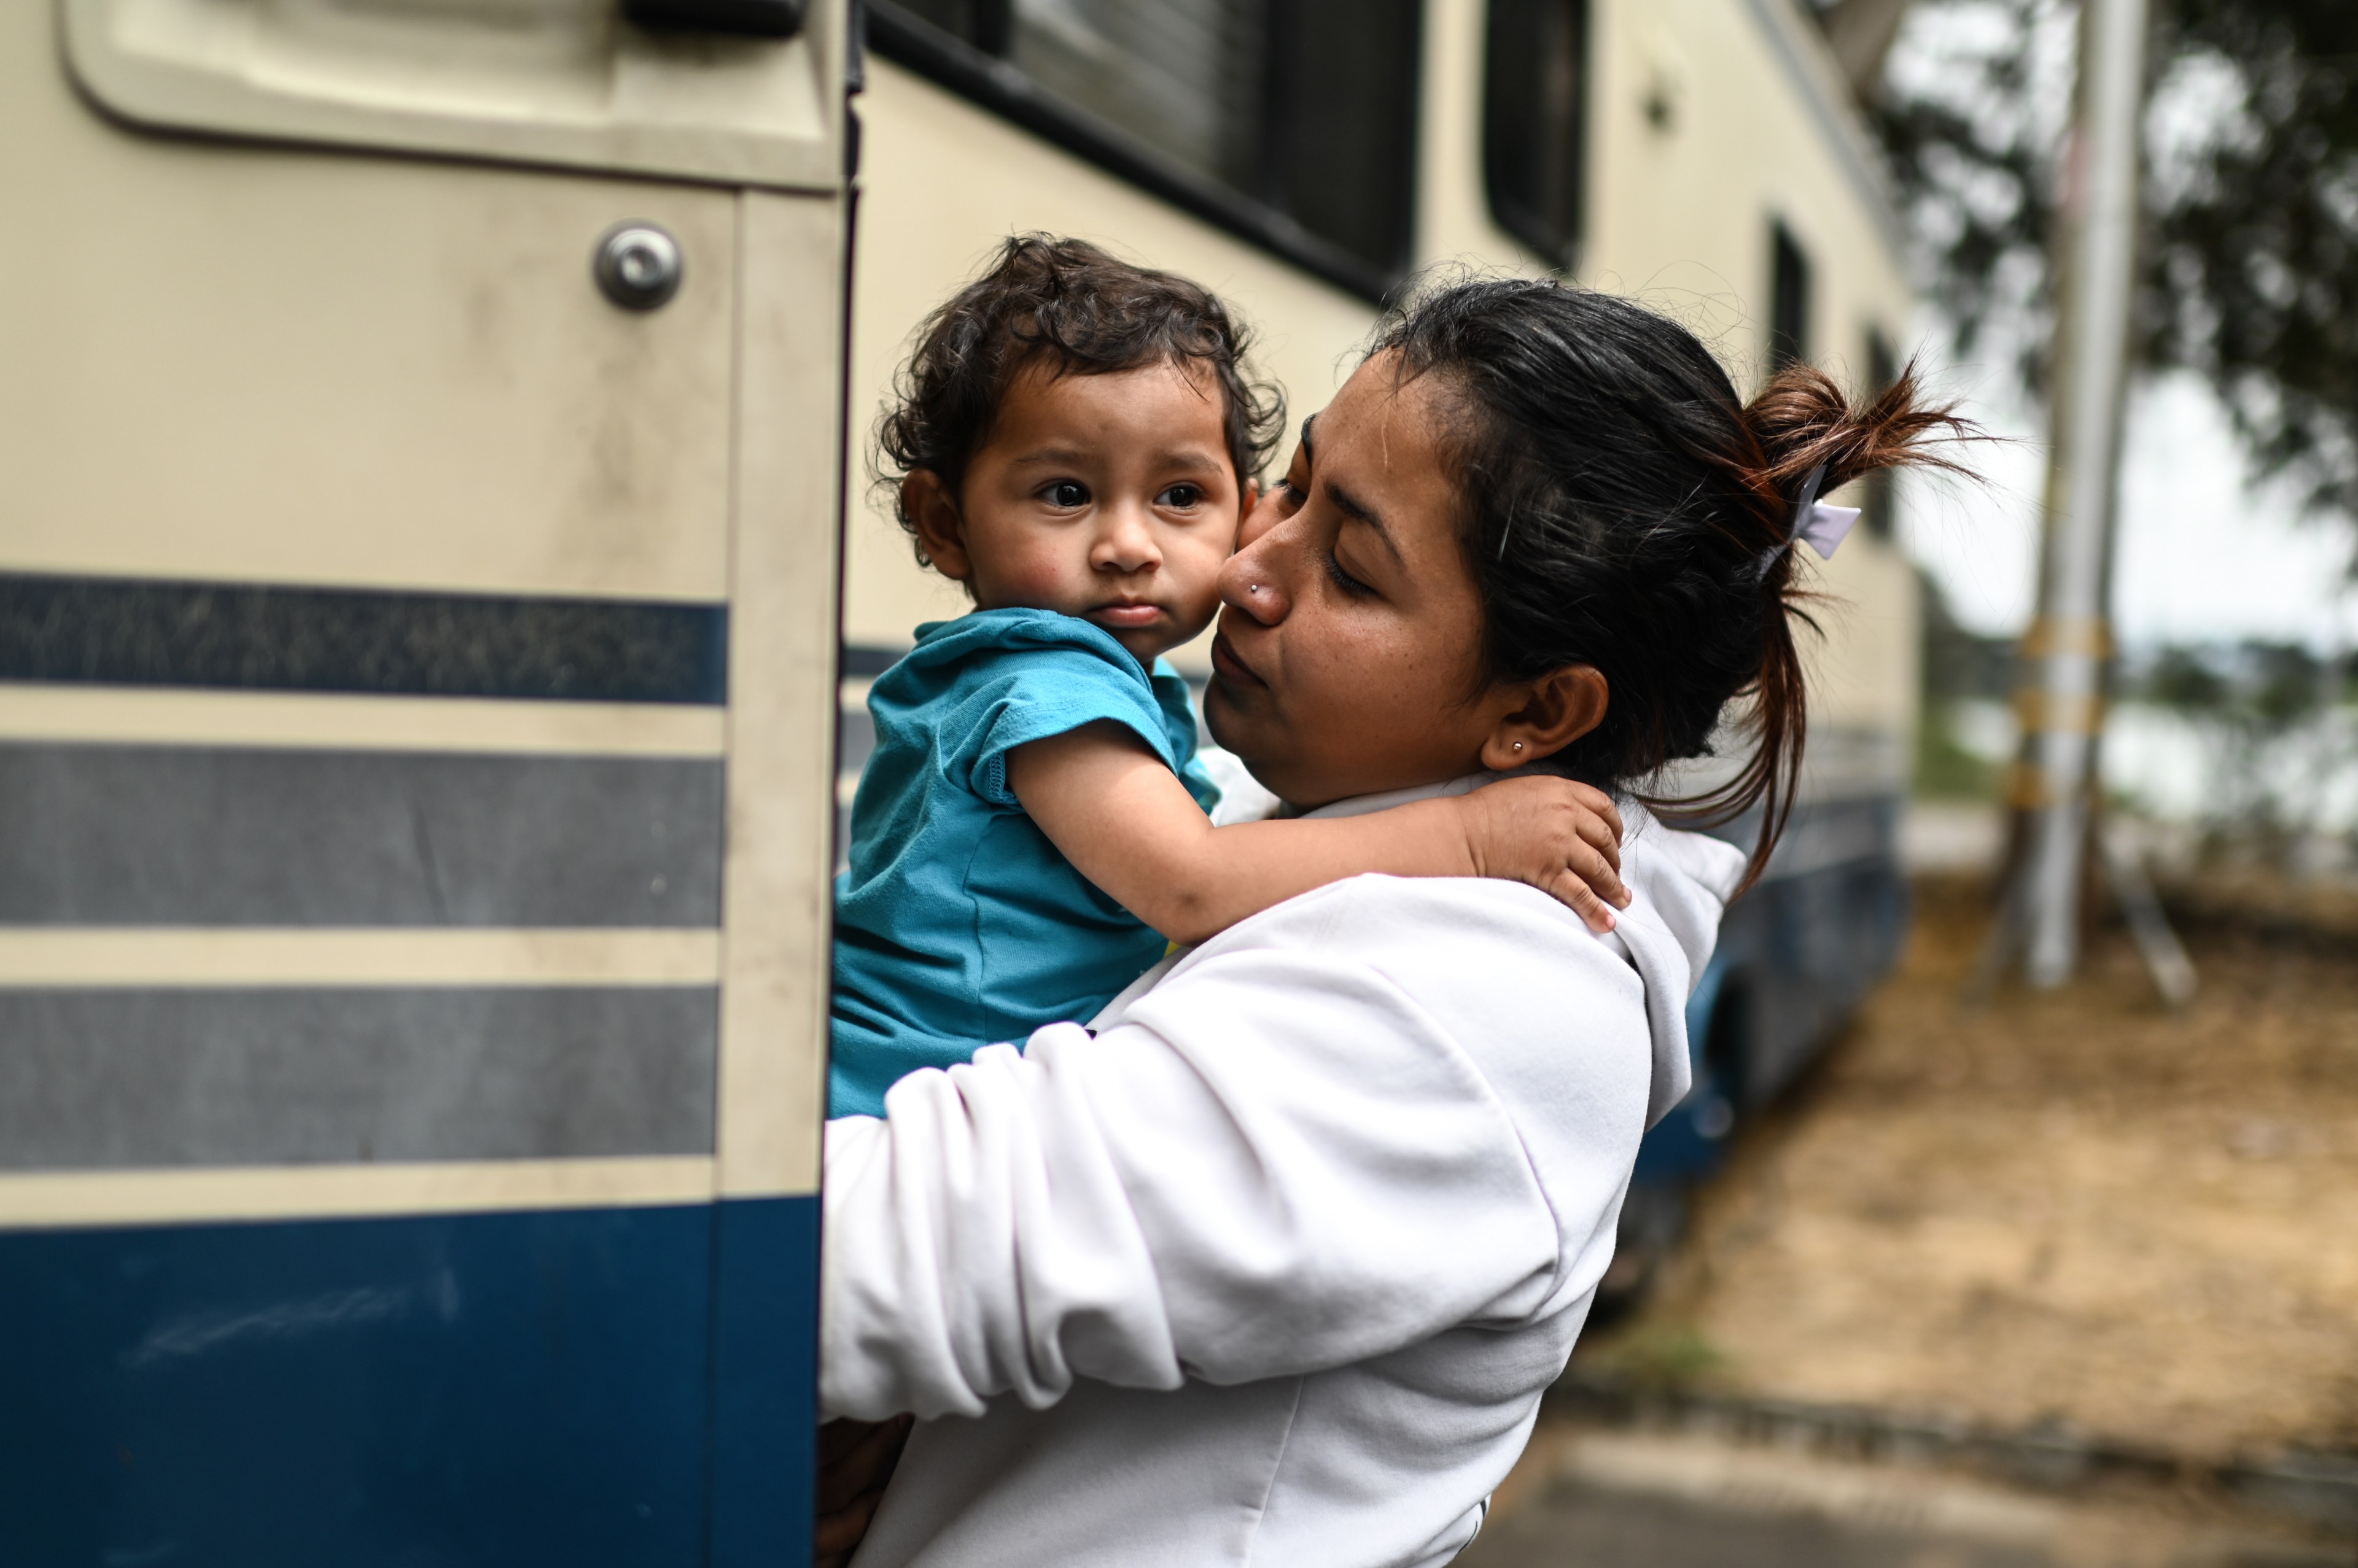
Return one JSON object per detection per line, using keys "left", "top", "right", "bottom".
{"left": 1676, "top": 362, "right": 1972, "bottom": 890}
{"left": 1371, "top": 281, "right": 1972, "bottom": 893}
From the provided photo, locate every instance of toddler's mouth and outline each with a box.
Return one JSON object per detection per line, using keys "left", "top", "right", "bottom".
{"left": 1090, "top": 602, "right": 1164, "bottom": 629}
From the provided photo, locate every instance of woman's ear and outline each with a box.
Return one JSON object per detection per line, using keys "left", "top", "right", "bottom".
{"left": 904, "top": 470, "right": 972, "bottom": 582}
{"left": 1480, "top": 664, "right": 1609, "bottom": 771}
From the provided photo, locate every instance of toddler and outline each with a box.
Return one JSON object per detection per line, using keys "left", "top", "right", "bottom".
{"left": 830, "top": 236, "right": 1627, "bottom": 1117}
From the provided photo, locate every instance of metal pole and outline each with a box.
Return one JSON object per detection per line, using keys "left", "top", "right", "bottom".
{"left": 2013, "top": 0, "right": 2149, "bottom": 988}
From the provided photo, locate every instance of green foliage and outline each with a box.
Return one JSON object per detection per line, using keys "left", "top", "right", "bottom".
{"left": 1915, "top": 569, "right": 2010, "bottom": 799}
{"left": 1871, "top": 0, "right": 2358, "bottom": 543}
{"left": 2149, "top": 1, "right": 2358, "bottom": 529}
{"left": 2140, "top": 643, "right": 2228, "bottom": 710}
{"left": 1582, "top": 1322, "right": 1730, "bottom": 1393}
{"left": 1916, "top": 703, "right": 2002, "bottom": 798}
{"left": 1872, "top": 1, "right": 2057, "bottom": 368}
{"left": 2121, "top": 641, "right": 2351, "bottom": 847}
{"left": 1918, "top": 567, "right": 2017, "bottom": 701}
{"left": 2128, "top": 639, "right": 2332, "bottom": 727}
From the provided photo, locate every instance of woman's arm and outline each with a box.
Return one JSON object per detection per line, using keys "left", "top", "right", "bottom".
{"left": 1005, "top": 721, "right": 1628, "bottom": 944}
{"left": 820, "top": 912, "right": 1650, "bottom": 1421}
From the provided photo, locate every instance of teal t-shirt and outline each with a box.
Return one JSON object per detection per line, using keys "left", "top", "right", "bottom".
{"left": 829, "top": 607, "right": 1221, "bottom": 1118}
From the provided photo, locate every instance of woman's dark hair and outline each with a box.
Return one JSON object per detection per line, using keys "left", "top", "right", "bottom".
{"left": 876, "top": 235, "right": 1286, "bottom": 565}
{"left": 1371, "top": 278, "right": 1971, "bottom": 890}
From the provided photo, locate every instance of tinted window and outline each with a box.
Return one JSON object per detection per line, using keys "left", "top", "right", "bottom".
{"left": 1769, "top": 220, "right": 1811, "bottom": 370}
{"left": 870, "top": 0, "right": 1421, "bottom": 297}
{"left": 1484, "top": 0, "right": 1589, "bottom": 268}
{"left": 1863, "top": 327, "right": 1897, "bottom": 537}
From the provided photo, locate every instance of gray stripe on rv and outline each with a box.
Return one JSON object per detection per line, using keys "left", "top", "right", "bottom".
{"left": 0, "top": 743, "right": 722, "bottom": 926}
{"left": 0, "top": 987, "right": 717, "bottom": 1168}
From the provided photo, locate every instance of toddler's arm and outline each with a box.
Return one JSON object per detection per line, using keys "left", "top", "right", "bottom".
{"left": 1005, "top": 722, "right": 1629, "bottom": 945}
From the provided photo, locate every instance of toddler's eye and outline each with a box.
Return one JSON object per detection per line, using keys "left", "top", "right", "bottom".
{"left": 1043, "top": 480, "right": 1089, "bottom": 508}
{"left": 1158, "top": 483, "right": 1204, "bottom": 509}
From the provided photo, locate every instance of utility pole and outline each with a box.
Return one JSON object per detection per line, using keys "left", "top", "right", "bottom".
{"left": 2004, "top": 0, "right": 2150, "bottom": 988}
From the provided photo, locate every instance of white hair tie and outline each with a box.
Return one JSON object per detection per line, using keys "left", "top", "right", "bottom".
{"left": 1757, "top": 460, "right": 1862, "bottom": 580}
{"left": 1789, "top": 460, "right": 1862, "bottom": 559}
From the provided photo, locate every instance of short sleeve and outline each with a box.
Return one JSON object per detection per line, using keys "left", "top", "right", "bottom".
{"left": 1149, "top": 659, "right": 1223, "bottom": 817}
{"left": 934, "top": 631, "right": 1182, "bottom": 810}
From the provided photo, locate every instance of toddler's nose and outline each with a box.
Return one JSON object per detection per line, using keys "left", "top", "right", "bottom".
{"left": 1091, "top": 506, "right": 1162, "bottom": 574}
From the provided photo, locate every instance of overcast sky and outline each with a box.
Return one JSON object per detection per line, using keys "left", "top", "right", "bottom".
{"left": 1881, "top": 1, "right": 2356, "bottom": 654}
{"left": 1897, "top": 362, "right": 2356, "bottom": 651}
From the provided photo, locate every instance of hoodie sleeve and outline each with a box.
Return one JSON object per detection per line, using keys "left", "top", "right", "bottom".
{"left": 819, "top": 933, "right": 1575, "bottom": 1421}
{"left": 817, "top": 875, "right": 1694, "bottom": 1423}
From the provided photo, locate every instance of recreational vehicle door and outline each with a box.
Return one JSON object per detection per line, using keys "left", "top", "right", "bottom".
{"left": 0, "top": 4, "right": 849, "bottom": 1562}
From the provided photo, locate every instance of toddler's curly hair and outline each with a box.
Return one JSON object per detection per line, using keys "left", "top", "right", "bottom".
{"left": 874, "top": 235, "right": 1286, "bottom": 567}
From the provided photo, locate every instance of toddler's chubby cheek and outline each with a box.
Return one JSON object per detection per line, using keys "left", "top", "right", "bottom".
{"left": 982, "top": 540, "right": 1095, "bottom": 612}
{"left": 1017, "top": 564, "right": 1100, "bottom": 615}
{"left": 1173, "top": 546, "right": 1237, "bottom": 602}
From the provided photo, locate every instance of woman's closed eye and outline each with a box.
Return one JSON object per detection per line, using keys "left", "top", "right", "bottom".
{"left": 1324, "top": 549, "right": 1374, "bottom": 598}
{"left": 1041, "top": 479, "right": 1090, "bottom": 509}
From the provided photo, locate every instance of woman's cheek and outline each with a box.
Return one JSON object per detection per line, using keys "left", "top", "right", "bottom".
{"left": 1178, "top": 532, "right": 1236, "bottom": 606}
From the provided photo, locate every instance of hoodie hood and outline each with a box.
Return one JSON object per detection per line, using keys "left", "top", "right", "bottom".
{"left": 1608, "top": 804, "right": 1747, "bottom": 1125}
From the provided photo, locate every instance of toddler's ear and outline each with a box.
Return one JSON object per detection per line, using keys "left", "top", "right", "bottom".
{"left": 1237, "top": 480, "right": 1260, "bottom": 522}
{"left": 905, "top": 470, "right": 972, "bottom": 581}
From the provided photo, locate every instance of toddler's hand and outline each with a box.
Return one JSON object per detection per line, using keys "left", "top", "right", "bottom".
{"left": 1458, "top": 777, "right": 1631, "bottom": 932}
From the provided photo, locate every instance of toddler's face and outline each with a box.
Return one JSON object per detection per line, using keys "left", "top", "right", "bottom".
{"left": 906, "top": 359, "right": 1245, "bottom": 664}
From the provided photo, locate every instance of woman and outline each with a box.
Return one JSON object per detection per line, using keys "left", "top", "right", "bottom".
{"left": 819, "top": 278, "right": 1959, "bottom": 1567}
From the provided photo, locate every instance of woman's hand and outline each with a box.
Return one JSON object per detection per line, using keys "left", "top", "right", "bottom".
{"left": 1456, "top": 777, "right": 1630, "bottom": 931}
{"left": 814, "top": 1413, "right": 914, "bottom": 1568}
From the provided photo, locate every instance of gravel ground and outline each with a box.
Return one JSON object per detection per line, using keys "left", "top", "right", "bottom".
{"left": 1573, "top": 875, "right": 2358, "bottom": 1465}
{"left": 1464, "top": 1425, "right": 2351, "bottom": 1567}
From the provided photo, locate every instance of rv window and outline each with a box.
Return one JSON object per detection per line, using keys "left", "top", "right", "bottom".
{"left": 1483, "top": 0, "right": 1588, "bottom": 270}
{"left": 867, "top": 0, "right": 1420, "bottom": 300}
{"left": 1769, "top": 221, "right": 1811, "bottom": 370}
{"left": 1863, "top": 327, "right": 1897, "bottom": 537}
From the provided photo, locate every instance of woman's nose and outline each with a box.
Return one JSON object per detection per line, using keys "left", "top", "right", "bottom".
{"left": 1217, "top": 521, "right": 1294, "bottom": 624}
{"left": 1090, "top": 505, "right": 1161, "bottom": 575}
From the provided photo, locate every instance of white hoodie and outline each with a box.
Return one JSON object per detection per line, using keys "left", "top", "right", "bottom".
{"left": 820, "top": 784, "right": 1746, "bottom": 1568}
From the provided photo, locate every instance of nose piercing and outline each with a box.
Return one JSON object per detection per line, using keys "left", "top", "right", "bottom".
{"left": 1512, "top": 742, "right": 1523, "bottom": 752}
{"left": 1248, "top": 582, "right": 1267, "bottom": 596}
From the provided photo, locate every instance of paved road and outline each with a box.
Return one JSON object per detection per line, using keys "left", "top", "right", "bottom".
{"left": 1459, "top": 1429, "right": 2351, "bottom": 1568}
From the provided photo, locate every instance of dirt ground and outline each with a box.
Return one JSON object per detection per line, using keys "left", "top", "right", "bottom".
{"left": 1468, "top": 1426, "right": 2351, "bottom": 1567}
{"left": 1574, "top": 875, "right": 2358, "bottom": 1465}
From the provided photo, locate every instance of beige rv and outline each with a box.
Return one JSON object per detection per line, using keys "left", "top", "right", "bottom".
{"left": 845, "top": 0, "right": 1921, "bottom": 758}
{"left": 0, "top": 0, "right": 1916, "bottom": 1553}
{"left": 842, "top": 2, "right": 1925, "bottom": 1263}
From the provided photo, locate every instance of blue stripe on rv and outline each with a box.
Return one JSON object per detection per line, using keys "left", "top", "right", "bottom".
{"left": 0, "top": 1195, "right": 817, "bottom": 1567}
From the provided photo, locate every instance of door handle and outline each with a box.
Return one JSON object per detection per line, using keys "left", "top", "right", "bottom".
{"left": 623, "top": 0, "right": 807, "bottom": 36}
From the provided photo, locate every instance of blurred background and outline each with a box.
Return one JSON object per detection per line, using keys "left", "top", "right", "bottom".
{"left": 830, "top": 0, "right": 2357, "bottom": 1560}
{"left": 4, "top": 0, "right": 2351, "bottom": 1559}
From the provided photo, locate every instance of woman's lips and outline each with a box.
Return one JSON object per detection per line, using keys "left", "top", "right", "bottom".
{"left": 1209, "top": 631, "right": 1266, "bottom": 690}
{"left": 1091, "top": 603, "right": 1164, "bottom": 629}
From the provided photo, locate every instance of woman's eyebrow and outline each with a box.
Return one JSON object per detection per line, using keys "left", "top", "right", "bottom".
{"left": 1324, "top": 481, "right": 1399, "bottom": 562}
{"left": 1298, "top": 416, "right": 1317, "bottom": 462}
